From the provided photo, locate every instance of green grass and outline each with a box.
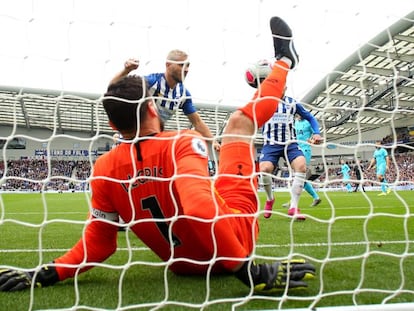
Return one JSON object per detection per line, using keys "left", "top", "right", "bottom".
{"left": 1, "top": 191, "right": 414, "bottom": 310}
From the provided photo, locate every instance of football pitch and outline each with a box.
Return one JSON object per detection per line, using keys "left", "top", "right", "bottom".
{"left": 0, "top": 190, "right": 413, "bottom": 310}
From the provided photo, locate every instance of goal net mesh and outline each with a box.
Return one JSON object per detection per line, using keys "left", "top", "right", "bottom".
{"left": 0, "top": 1, "right": 413, "bottom": 310}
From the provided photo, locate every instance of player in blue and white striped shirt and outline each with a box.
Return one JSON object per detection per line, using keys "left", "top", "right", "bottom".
{"left": 110, "top": 50, "right": 220, "bottom": 152}
{"left": 259, "top": 95, "right": 322, "bottom": 220}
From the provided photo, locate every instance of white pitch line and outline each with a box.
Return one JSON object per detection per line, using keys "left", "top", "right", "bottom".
{"left": 4, "top": 212, "right": 86, "bottom": 215}
{"left": 1, "top": 240, "right": 412, "bottom": 254}
{"left": 258, "top": 240, "right": 414, "bottom": 248}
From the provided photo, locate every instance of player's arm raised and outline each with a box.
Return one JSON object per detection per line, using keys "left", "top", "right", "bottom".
{"left": 109, "top": 58, "right": 140, "bottom": 85}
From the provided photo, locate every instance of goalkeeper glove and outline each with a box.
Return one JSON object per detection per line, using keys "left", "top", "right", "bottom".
{"left": 0, "top": 264, "right": 59, "bottom": 292}
{"left": 236, "top": 258, "right": 316, "bottom": 294}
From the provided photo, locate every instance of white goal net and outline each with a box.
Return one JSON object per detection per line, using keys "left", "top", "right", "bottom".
{"left": 0, "top": 1, "right": 414, "bottom": 310}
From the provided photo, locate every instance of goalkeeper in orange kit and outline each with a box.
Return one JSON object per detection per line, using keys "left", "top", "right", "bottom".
{"left": 0, "top": 16, "right": 315, "bottom": 294}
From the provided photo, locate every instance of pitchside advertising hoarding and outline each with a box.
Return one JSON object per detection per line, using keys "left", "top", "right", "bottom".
{"left": 34, "top": 149, "right": 98, "bottom": 157}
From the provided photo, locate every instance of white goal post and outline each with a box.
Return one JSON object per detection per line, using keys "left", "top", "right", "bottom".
{"left": 286, "top": 303, "right": 414, "bottom": 311}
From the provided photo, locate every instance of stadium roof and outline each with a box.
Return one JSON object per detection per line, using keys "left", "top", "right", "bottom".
{"left": 0, "top": 11, "right": 412, "bottom": 145}
{"left": 302, "top": 10, "right": 414, "bottom": 140}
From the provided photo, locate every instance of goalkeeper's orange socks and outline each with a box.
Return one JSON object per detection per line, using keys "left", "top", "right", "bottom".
{"left": 279, "top": 57, "right": 292, "bottom": 68}
{"left": 239, "top": 60, "right": 289, "bottom": 128}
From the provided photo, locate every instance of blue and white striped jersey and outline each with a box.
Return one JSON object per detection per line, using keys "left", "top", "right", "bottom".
{"left": 262, "top": 96, "right": 320, "bottom": 145}
{"left": 145, "top": 73, "right": 196, "bottom": 122}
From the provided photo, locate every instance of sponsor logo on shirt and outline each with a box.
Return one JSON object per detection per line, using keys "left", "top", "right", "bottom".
{"left": 191, "top": 138, "right": 208, "bottom": 158}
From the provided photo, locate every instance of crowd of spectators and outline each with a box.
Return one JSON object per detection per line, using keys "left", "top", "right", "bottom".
{"left": 0, "top": 159, "right": 92, "bottom": 192}
{"left": 1, "top": 150, "right": 414, "bottom": 193}
{"left": 381, "top": 132, "right": 411, "bottom": 145}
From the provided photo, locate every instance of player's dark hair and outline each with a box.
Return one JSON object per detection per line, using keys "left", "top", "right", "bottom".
{"left": 103, "top": 75, "right": 150, "bottom": 132}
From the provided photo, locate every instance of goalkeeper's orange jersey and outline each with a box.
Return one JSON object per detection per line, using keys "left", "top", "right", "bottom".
{"left": 55, "top": 130, "right": 259, "bottom": 280}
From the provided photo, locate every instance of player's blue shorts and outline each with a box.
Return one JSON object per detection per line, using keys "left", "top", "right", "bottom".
{"left": 259, "top": 143, "right": 304, "bottom": 167}
{"left": 376, "top": 163, "right": 386, "bottom": 176}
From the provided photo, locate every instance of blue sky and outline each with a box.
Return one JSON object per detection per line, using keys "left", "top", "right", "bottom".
{"left": 0, "top": 0, "right": 412, "bottom": 106}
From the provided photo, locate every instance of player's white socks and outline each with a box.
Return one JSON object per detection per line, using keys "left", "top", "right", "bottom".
{"left": 260, "top": 174, "right": 274, "bottom": 201}
{"left": 290, "top": 172, "right": 306, "bottom": 208}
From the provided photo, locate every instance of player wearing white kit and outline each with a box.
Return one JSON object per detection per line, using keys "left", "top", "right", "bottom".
{"left": 259, "top": 96, "right": 322, "bottom": 220}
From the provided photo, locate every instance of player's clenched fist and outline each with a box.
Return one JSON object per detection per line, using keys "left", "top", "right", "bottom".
{"left": 124, "top": 58, "right": 139, "bottom": 72}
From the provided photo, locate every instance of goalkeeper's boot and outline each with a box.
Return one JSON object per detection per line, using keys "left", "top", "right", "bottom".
{"left": 288, "top": 207, "right": 306, "bottom": 221}
{"left": 263, "top": 198, "right": 275, "bottom": 218}
{"left": 270, "top": 16, "right": 299, "bottom": 69}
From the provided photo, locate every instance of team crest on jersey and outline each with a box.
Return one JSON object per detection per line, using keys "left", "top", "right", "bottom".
{"left": 191, "top": 138, "right": 208, "bottom": 158}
